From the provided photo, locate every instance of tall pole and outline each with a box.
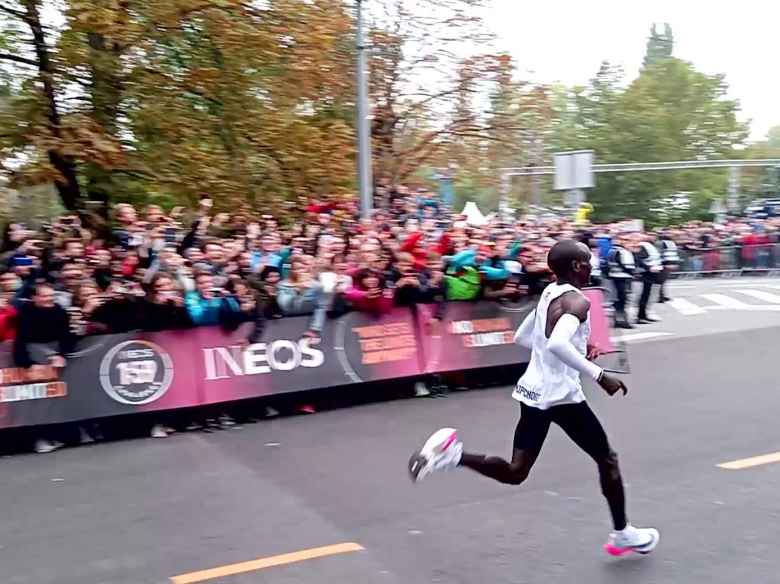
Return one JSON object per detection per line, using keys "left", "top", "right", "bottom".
{"left": 356, "top": 0, "right": 373, "bottom": 219}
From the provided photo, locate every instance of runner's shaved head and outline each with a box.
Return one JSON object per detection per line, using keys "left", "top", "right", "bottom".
{"left": 547, "top": 239, "right": 590, "bottom": 279}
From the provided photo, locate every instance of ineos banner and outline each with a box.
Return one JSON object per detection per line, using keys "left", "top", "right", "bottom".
{"left": 0, "top": 300, "right": 534, "bottom": 429}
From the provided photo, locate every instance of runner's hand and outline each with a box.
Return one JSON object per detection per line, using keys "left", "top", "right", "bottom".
{"left": 598, "top": 373, "right": 627, "bottom": 396}
{"left": 49, "top": 355, "right": 66, "bottom": 369}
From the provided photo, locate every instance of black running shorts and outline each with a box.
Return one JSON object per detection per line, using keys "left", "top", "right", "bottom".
{"left": 513, "top": 401, "right": 612, "bottom": 462}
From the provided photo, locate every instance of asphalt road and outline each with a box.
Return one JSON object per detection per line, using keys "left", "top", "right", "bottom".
{"left": 2, "top": 280, "right": 780, "bottom": 584}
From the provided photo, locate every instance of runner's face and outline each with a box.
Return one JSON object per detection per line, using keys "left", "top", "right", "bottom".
{"left": 572, "top": 246, "right": 592, "bottom": 287}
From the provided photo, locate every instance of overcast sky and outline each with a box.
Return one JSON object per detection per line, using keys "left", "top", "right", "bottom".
{"left": 485, "top": 0, "right": 779, "bottom": 141}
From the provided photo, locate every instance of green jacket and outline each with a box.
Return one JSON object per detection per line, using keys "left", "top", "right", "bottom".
{"left": 444, "top": 265, "right": 481, "bottom": 300}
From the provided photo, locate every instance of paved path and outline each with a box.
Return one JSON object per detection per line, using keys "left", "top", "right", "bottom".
{"left": 2, "top": 296, "right": 780, "bottom": 583}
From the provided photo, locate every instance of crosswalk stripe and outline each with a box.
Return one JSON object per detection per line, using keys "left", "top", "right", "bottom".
{"left": 700, "top": 293, "right": 752, "bottom": 309}
{"left": 611, "top": 332, "right": 673, "bottom": 344}
{"left": 735, "top": 289, "right": 780, "bottom": 304}
{"left": 667, "top": 298, "right": 706, "bottom": 315}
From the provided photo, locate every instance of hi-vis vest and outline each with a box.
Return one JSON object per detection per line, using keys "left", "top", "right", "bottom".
{"left": 607, "top": 246, "right": 635, "bottom": 279}
{"left": 658, "top": 239, "right": 680, "bottom": 265}
{"left": 639, "top": 241, "right": 662, "bottom": 273}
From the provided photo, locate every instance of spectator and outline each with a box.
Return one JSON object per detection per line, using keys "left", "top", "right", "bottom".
{"left": 13, "top": 282, "right": 74, "bottom": 368}
{"left": 317, "top": 254, "right": 352, "bottom": 316}
{"left": 137, "top": 273, "right": 192, "bottom": 332}
{"left": 346, "top": 265, "right": 395, "bottom": 316}
{"left": 249, "top": 265, "right": 284, "bottom": 319}
{"left": 0, "top": 292, "right": 17, "bottom": 342}
{"left": 185, "top": 272, "right": 242, "bottom": 327}
{"left": 276, "top": 257, "right": 327, "bottom": 339}
{"left": 392, "top": 252, "right": 425, "bottom": 307}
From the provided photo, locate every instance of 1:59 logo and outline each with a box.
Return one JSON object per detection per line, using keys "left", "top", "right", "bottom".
{"left": 99, "top": 340, "right": 174, "bottom": 405}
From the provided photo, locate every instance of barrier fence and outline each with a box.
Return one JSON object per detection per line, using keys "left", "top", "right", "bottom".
{"left": 0, "top": 300, "right": 537, "bottom": 430}
{"left": 675, "top": 243, "right": 780, "bottom": 276}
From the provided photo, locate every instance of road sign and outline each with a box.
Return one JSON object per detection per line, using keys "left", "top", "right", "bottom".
{"left": 554, "top": 150, "right": 594, "bottom": 191}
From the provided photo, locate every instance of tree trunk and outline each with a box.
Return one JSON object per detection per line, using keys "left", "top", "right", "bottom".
{"left": 23, "top": 0, "right": 82, "bottom": 210}
{"left": 85, "top": 30, "right": 124, "bottom": 218}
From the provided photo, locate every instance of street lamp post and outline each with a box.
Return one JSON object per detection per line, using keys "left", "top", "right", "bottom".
{"left": 356, "top": 0, "right": 373, "bottom": 219}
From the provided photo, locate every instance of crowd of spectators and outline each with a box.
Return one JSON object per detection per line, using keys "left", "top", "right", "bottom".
{"left": 1, "top": 190, "right": 779, "bottom": 451}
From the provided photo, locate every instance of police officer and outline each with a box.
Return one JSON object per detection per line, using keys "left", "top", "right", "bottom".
{"left": 656, "top": 230, "right": 679, "bottom": 303}
{"left": 635, "top": 233, "right": 663, "bottom": 323}
{"left": 607, "top": 233, "right": 636, "bottom": 329}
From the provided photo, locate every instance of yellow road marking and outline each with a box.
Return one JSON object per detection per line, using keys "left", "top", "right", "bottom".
{"left": 718, "top": 451, "right": 780, "bottom": 470}
{"left": 170, "top": 542, "right": 364, "bottom": 584}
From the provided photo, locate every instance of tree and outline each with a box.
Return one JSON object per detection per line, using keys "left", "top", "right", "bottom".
{"left": 0, "top": 0, "right": 86, "bottom": 210}
{"left": 366, "top": 0, "right": 512, "bottom": 186}
{"left": 588, "top": 58, "right": 748, "bottom": 221}
{"left": 643, "top": 22, "right": 674, "bottom": 68}
{"left": 0, "top": 0, "right": 357, "bottom": 212}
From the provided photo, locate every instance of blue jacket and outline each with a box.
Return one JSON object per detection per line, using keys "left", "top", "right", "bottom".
{"left": 185, "top": 292, "right": 240, "bottom": 326}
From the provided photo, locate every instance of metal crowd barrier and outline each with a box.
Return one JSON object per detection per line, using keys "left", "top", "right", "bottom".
{"left": 674, "top": 244, "right": 780, "bottom": 278}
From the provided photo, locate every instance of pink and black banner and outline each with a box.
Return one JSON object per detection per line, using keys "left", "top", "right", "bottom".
{"left": 0, "top": 300, "right": 535, "bottom": 429}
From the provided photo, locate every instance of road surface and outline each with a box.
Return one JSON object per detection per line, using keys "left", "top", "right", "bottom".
{"left": 1, "top": 277, "right": 779, "bottom": 584}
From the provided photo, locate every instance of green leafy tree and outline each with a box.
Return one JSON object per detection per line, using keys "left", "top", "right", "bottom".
{"left": 643, "top": 23, "right": 674, "bottom": 68}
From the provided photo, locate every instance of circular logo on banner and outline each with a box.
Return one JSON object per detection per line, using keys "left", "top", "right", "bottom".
{"left": 99, "top": 340, "right": 174, "bottom": 405}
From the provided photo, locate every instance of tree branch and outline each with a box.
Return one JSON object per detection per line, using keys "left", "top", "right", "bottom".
{"left": 0, "top": 3, "right": 27, "bottom": 20}
{"left": 0, "top": 52, "right": 38, "bottom": 67}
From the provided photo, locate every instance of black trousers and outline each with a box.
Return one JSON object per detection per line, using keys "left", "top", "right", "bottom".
{"left": 611, "top": 278, "right": 630, "bottom": 322}
{"left": 637, "top": 274, "right": 657, "bottom": 320}
{"left": 657, "top": 269, "right": 670, "bottom": 301}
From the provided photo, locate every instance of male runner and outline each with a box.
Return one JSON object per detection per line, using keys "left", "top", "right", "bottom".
{"left": 408, "top": 239, "right": 659, "bottom": 556}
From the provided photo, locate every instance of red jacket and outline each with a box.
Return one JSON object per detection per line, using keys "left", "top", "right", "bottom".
{"left": 0, "top": 305, "right": 17, "bottom": 342}
{"left": 399, "top": 232, "right": 428, "bottom": 270}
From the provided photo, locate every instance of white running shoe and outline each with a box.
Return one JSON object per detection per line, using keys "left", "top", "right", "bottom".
{"left": 150, "top": 424, "right": 168, "bottom": 439}
{"left": 408, "top": 428, "right": 463, "bottom": 483}
{"left": 79, "top": 426, "right": 95, "bottom": 444}
{"left": 604, "top": 524, "right": 660, "bottom": 556}
{"left": 34, "top": 439, "right": 64, "bottom": 454}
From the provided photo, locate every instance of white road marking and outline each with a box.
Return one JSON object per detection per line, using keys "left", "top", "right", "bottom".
{"left": 735, "top": 289, "right": 780, "bottom": 304}
{"left": 667, "top": 298, "right": 707, "bottom": 315}
{"left": 715, "top": 281, "right": 780, "bottom": 289}
{"left": 610, "top": 332, "right": 673, "bottom": 344}
{"left": 700, "top": 293, "right": 752, "bottom": 309}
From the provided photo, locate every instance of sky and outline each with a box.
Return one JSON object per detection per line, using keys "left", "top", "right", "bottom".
{"left": 485, "top": 0, "right": 779, "bottom": 141}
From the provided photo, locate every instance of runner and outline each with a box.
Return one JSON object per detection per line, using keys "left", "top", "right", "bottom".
{"left": 408, "top": 239, "right": 659, "bottom": 556}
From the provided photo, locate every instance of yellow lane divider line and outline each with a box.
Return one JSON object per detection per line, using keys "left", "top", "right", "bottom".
{"left": 170, "top": 542, "right": 365, "bottom": 584}
{"left": 718, "top": 451, "right": 780, "bottom": 470}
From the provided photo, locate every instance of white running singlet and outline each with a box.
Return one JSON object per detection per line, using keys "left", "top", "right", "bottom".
{"left": 512, "top": 282, "right": 590, "bottom": 410}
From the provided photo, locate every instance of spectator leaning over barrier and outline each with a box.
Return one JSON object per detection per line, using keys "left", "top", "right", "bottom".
{"left": 276, "top": 256, "right": 326, "bottom": 340}
{"left": 391, "top": 252, "right": 425, "bottom": 307}
{"left": 419, "top": 251, "right": 448, "bottom": 325}
{"left": 249, "top": 266, "right": 284, "bottom": 320}
{"left": 346, "top": 263, "right": 395, "bottom": 316}
{"left": 443, "top": 248, "right": 483, "bottom": 301}
{"left": 138, "top": 273, "right": 192, "bottom": 332}
{"left": 13, "top": 282, "right": 74, "bottom": 369}
{"left": 13, "top": 282, "right": 78, "bottom": 453}
{"left": 185, "top": 271, "right": 242, "bottom": 327}
{"left": 221, "top": 276, "right": 265, "bottom": 344}
{"left": 317, "top": 254, "right": 352, "bottom": 317}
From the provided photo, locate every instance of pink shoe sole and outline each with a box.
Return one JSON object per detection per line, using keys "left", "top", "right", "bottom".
{"left": 603, "top": 543, "right": 634, "bottom": 556}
